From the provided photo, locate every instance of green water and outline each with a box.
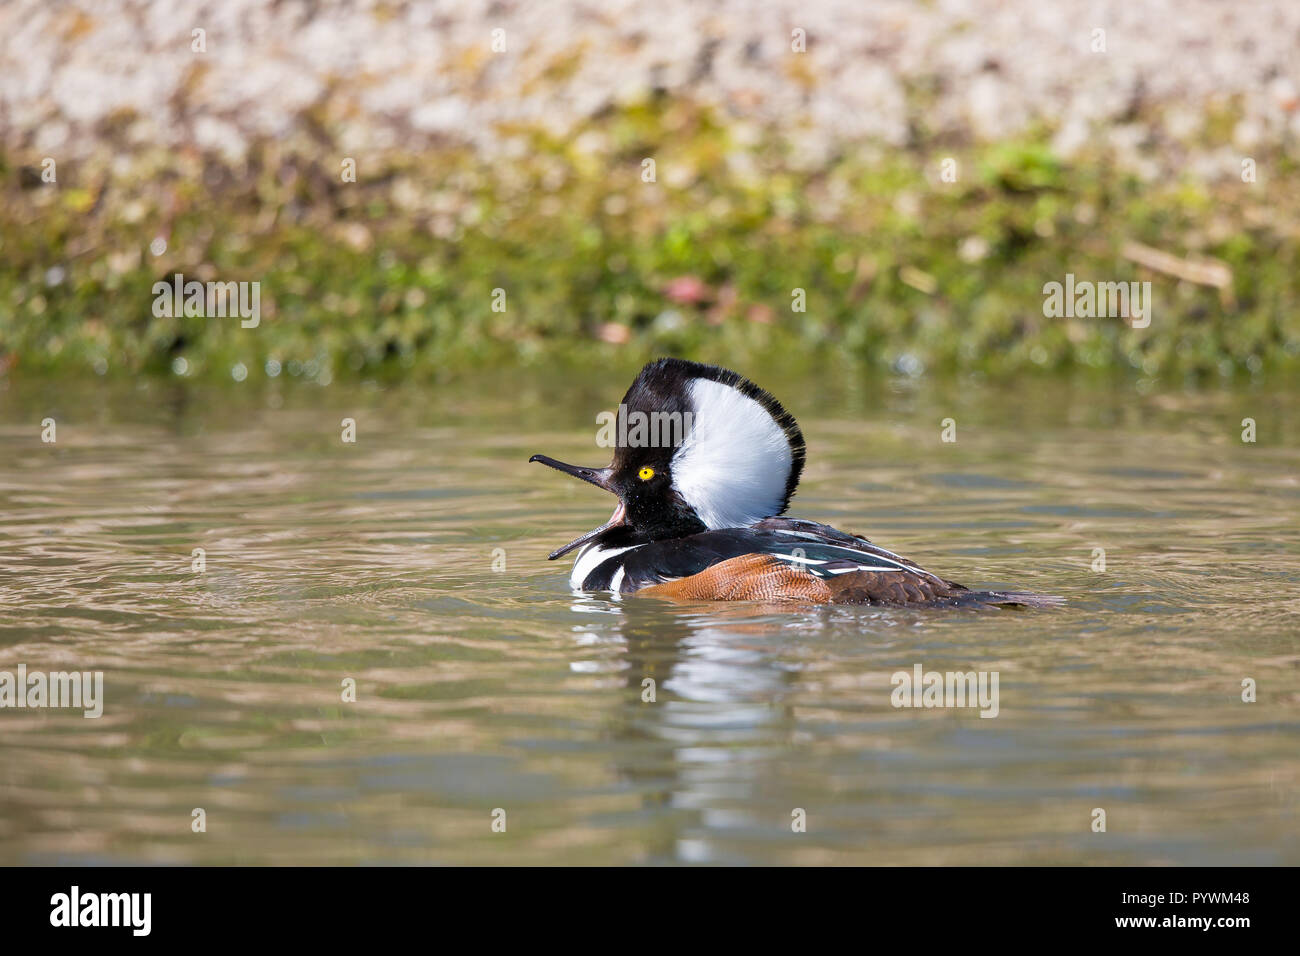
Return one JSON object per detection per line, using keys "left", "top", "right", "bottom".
{"left": 0, "top": 368, "right": 1296, "bottom": 864}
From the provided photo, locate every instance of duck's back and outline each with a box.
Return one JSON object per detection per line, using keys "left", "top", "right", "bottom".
{"left": 575, "top": 517, "right": 1058, "bottom": 608}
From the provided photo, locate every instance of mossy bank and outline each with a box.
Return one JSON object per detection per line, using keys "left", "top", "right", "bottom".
{"left": 3, "top": 101, "right": 1298, "bottom": 384}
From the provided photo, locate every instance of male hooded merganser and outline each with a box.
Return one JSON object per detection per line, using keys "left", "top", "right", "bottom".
{"left": 530, "top": 358, "right": 1060, "bottom": 608}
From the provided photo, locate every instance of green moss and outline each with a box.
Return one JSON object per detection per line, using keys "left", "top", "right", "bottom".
{"left": 2, "top": 99, "right": 1298, "bottom": 381}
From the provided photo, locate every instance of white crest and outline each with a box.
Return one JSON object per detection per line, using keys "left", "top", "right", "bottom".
{"left": 670, "top": 377, "right": 794, "bottom": 530}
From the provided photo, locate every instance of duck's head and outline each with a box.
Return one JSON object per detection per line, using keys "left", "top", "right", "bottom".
{"left": 530, "top": 358, "right": 806, "bottom": 559}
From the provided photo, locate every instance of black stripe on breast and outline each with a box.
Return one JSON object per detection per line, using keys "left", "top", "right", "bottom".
{"left": 580, "top": 555, "right": 627, "bottom": 592}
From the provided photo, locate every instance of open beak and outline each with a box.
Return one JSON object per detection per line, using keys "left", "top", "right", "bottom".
{"left": 529, "top": 455, "right": 626, "bottom": 560}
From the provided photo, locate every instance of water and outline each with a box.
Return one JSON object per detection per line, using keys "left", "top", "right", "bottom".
{"left": 1, "top": 367, "right": 1297, "bottom": 865}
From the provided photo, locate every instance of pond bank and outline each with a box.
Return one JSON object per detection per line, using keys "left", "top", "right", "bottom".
{"left": 4, "top": 104, "right": 1298, "bottom": 382}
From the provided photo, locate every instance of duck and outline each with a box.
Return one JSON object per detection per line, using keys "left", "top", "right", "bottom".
{"left": 530, "top": 358, "right": 1060, "bottom": 608}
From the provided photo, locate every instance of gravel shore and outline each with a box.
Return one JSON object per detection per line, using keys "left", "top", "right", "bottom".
{"left": 3, "top": 0, "right": 1297, "bottom": 172}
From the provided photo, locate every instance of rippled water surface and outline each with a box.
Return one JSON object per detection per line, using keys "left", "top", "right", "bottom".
{"left": 1, "top": 368, "right": 1297, "bottom": 864}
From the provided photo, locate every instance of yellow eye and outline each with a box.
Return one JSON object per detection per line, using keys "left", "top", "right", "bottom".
{"left": 638, "top": 466, "right": 655, "bottom": 481}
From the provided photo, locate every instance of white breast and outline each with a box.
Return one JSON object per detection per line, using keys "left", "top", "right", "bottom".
{"left": 569, "top": 543, "right": 638, "bottom": 590}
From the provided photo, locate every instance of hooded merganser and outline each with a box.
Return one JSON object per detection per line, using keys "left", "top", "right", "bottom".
{"left": 530, "top": 358, "right": 1061, "bottom": 608}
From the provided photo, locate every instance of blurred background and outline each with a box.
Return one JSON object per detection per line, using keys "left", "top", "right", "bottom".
{"left": 2, "top": 0, "right": 1298, "bottom": 382}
